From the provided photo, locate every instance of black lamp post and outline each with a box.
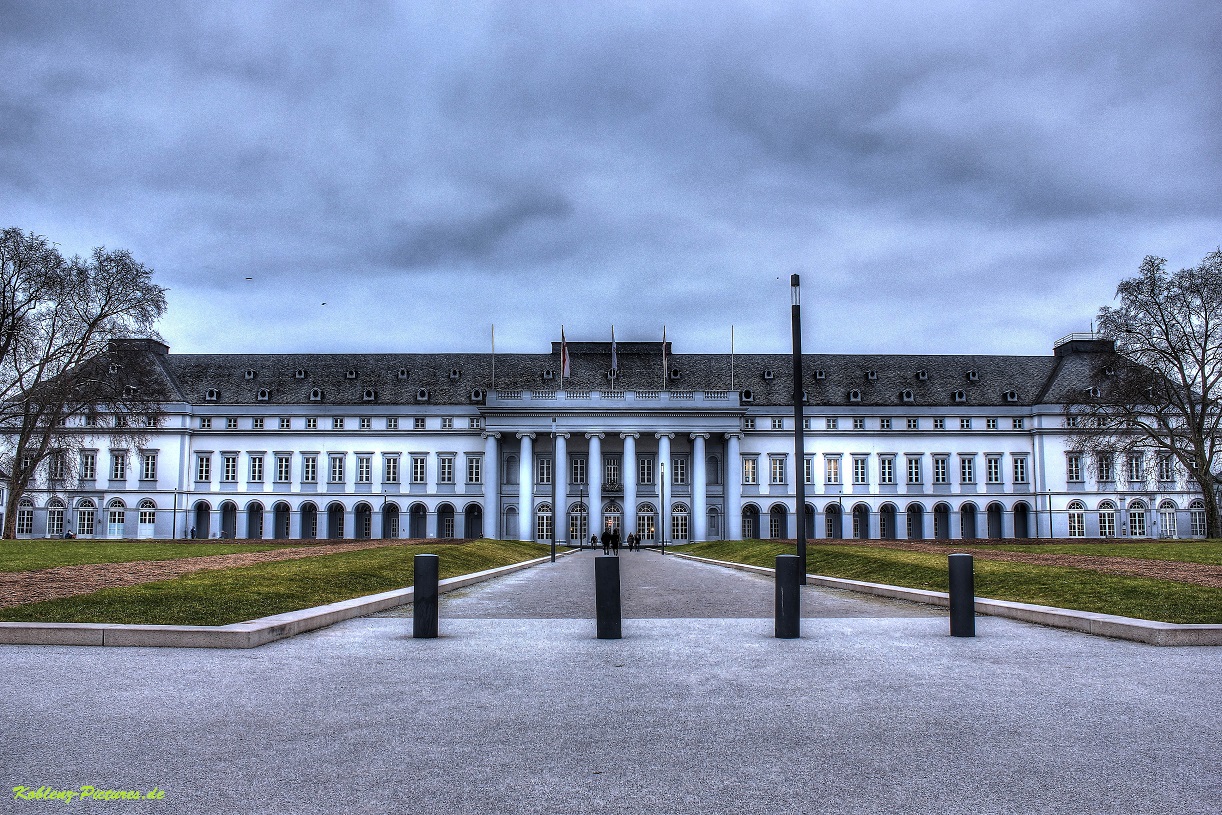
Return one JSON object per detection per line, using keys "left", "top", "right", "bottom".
{"left": 550, "top": 418, "right": 557, "bottom": 563}
{"left": 791, "top": 273, "right": 807, "bottom": 584}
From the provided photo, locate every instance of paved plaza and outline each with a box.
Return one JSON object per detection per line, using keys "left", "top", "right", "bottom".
{"left": 2, "top": 550, "right": 1219, "bottom": 814}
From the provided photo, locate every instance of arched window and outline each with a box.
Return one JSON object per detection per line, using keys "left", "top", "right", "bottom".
{"left": 138, "top": 499, "right": 157, "bottom": 539}
{"left": 504, "top": 455, "right": 519, "bottom": 485}
{"left": 46, "top": 499, "right": 65, "bottom": 537}
{"left": 107, "top": 499, "right": 126, "bottom": 538}
{"left": 1098, "top": 501, "right": 1117, "bottom": 538}
{"left": 535, "top": 503, "right": 553, "bottom": 541}
{"left": 77, "top": 499, "right": 96, "bottom": 536}
{"left": 568, "top": 502, "right": 588, "bottom": 543}
{"left": 672, "top": 502, "right": 689, "bottom": 541}
{"left": 1127, "top": 500, "right": 1148, "bottom": 537}
{"left": 1189, "top": 500, "right": 1207, "bottom": 537}
{"left": 706, "top": 455, "right": 721, "bottom": 485}
{"left": 1067, "top": 501, "right": 1086, "bottom": 538}
{"left": 637, "top": 502, "right": 657, "bottom": 541}
{"left": 16, "top": 499, "right": 33, "bottom": 535}
{"left": 1158, "top": 500, "right": 1178, "bottom": 539}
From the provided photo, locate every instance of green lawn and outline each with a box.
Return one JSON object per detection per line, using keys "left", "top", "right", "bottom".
{"left": 975, "top": 542, "right": 1222, "bottom": 566}
{"left": 0, "top": 539, "right": 295, "bottom": 572}
{"left": 672, "top": 540, "right": 1222, "bottom": 625}
{"left": 0, "top": 539, "right": 551, "bottom": 626}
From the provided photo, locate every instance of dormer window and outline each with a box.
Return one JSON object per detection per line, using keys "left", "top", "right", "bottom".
{"left": 1086, "top": 386, "right": 1101, "bottom": 398}
{"left": 346, "top": 370, "right": 357, "bottom": 380}
{"left": 763, "top": 369, "right": 775, "bottom": 380}
{"left": 310, "top": 388, "right": 322, "bottom": 401}
{"left": 917, "top": 370, "right": 928, "bottom": 381}
{"left": 244, "top": 370, "right": 255, "bottom": 380}
{"left": 953, "top": 390, "right": 966, "bottom": 402}
{"left": 802, "top": 390, "right": 808, "bottom": 403}
{"left": 449, "top": 368, "right": 461, "bottom": 381}
{"left": 295, "top": 369, "right": 306, "bottom": 379}
{"left": 205, "top": 389, "right": 218, "bottom": 401}
{"left": 1104, "top": 366, "right": 1115, "bottom": 376}
{"left": 398, "top": 368, "right": 409, "bottom": 380}
{"left": 416, "top": 388, "right": 429, "bottom": 402}
{"left": 815, "top": 370, "right": 826, "bottom": 380}
{"left": 108, "top": 363, "right": 119, "bottom": 374}
{"left": 849, "top": 389, "right": 861, "bottom": 402}
{"left": 967, "top": 370, "right": 979, "bottom": 381}
{"left": 361, "top": 389, "right": 375, "bottom": 401}
{"left": 542, "top": 370, "right": 556, "bottom": 381}
{"left": 470, "top": 388, "right": 486, "bottom": 402}
{"left": 901, "top": 389, "right": 914, "bottom": 402}
{"left": 1005, "top": 390, "right": 1019, "bottom": 402}
{"left": 257, "top": 388, "right": 269, "bottom": 401}
{"left": 740, "top": 389, "right": 754, "bottom": 403}
{"left": 867, "top": 371, "right": 877, "bottom": 381}
{"left": 669, "top": 368, "right": 681, "bottom": 380}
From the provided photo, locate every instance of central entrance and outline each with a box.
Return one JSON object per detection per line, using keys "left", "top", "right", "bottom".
{"left": 604, "top": 501, "right": 622, "bottom": 533}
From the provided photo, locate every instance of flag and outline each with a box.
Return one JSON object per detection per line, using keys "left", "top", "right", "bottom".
{"left": 662, "top": 325, "right": 668, "bottom": 386}
{"left": 611, "top": 325, "right": 618, "bottom": 373}
{"left": 560, "top": 326, "right": 570, "bottom": 380}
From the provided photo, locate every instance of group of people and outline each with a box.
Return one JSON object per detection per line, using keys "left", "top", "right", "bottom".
{"left": 591, "top": 526, "right": 644, "bottom": 555}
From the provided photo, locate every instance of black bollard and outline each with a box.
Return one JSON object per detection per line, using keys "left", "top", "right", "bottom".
{"left": 948, "top": 553, "right": 975, "bottom": 638}
{"left": 595, "top": 555, "right": 621, "bottom": 639}
{"left": 413, "top": 553, "right": 440, "bottom": 639}
{"left": 775, "top": 554, "right": 801, "bottom": 639}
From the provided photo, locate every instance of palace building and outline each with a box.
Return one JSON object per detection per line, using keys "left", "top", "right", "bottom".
{"left": 11, "top": 334, "right": 1207, "bottom": 542}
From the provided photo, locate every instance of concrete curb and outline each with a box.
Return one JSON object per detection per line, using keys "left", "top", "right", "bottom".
{"left": 0, "top": 548, "right": 578, "bottom": 649}
{"left": 671, "top": 551, "right": 1222, "bottom": 646}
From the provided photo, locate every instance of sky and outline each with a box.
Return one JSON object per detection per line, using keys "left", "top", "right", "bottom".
{"left": 2, "top": 0, "right": 1220, "bottom": 357}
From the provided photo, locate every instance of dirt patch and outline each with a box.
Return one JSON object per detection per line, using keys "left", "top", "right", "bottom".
{"left": 0, "top": 539, "right": 446, "bottom": 610}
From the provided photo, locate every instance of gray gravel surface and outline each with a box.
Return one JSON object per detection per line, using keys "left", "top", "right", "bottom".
{"left": 2, "top": 553, "right": 1218, "bottom": 815}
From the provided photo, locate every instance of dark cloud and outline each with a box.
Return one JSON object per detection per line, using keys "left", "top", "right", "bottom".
{"left": 0, "top": 0, "right": 1219, "bottom": 355}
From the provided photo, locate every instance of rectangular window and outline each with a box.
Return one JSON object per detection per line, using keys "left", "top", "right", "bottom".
{"left": 280, "top": 417, "right": 291, "bottom": 429}
{"left": 1066, "top": 453, "right": 1082, "bottom": 482}
{"left": 907, "top": 456, "right": 922, "bottom": 484}
{"left": 880, "top": 418, "right": 892, "bottom": 430}
{"left": 536, "top": 455, "right": 551, "bottom": 485}
{"left": 49, "top": 454, "right": 66, "bottom": 481}
{"left": 414, "top": 417, "right": 426, "bottom": 430}
{"left": 571, "top": 456, "right": 586, "bottom": 485}
{"left": 303, "top": 456, "right": 317, "bottom": 483}
{"left": 639, "top": 456, "right": 655, "bottom": 485}
{"left": 825, "top": 457, "right": 840, "bottom": 485}
{"left": 934, "top": 418, "right": 946, "bottom": 430}
{"left": 200, "top": 417, "right": 212, "bottom": 429}
{"left": 852, "top": 457, "right": 868, "bottom": 485}
{"left": 906, "top": 418, "right": 918, "bottom": 430}
{"left": 1098, "top": 454, "right": 1114, "bottom": 482}
{"left": 439, "top": 455, "right": 455, "bottom": 484}
{"left": 384, "top": 457, "right": 399, "bottom": 483}
{"left": 1012, "top": 418, "right": 1024, "bottom": 430}
{"left": 330, "top": 455, "right": 345, "bottom": 483}
{"left": 47, "top": 506, "right": 64, "bottom": 536}
{"left": 277, "top": 455, "right": 291, "bottom": 482}
{"left": 960, "top": 456, "right": 975, "bottom": 484}
{"left": 250, "top": 455, "right": 264, "bottom": 482}
{"left": 469, "top": 417, "right": 483, "bottom": 429}
{"left": 141, "top": 453, "right": 157, "bottom": 481}
{"left": 771, "top": 418, "right": 783, "bottom": 430}
{"left": 1158, "top": 455, "right": 1174, "bottom": 482}
{"left": 332, "top": 417, "right": 344, "bottom": 430}
{"left": 1068, "top": 508, "right": 1085, "bottom": 537}
{"left": 226, "top": 417, "right": 237, "bottom": 429}
{"left": 253, "top": 417, "right": 264, "bottom": 430}
{"left": 743, "top": 418, "right": 756, "bottom": 430}
{"left": 411, "top": 456, "right": 426, "bottom": 484}
{"left": 110, "top": 452, "right": 126, "bottom": 481}
{"left": 467, "top": 455, "right": 482, "bottom": 484}
{"left": 742, "top": 457, "right": 758, "bottom": 485}
{"left": 1013, "top": 457, "right": 1028, "bottom": 484}
{"left": 223, "top": 455, "right": 238, "bottom": 482}
{"left": 804, "top": 456, "right": 814, "bottom": 485}
{"left": 196, "top": 455, "right": 211, "bottom": 482}
{"left": 360, "top": 417, "right": 371, "bottom": 430}
{"left": 1127, "top": 454, "right": 1143, "bottom": 483}
{"left": 673, "top": 457, "right": 688, "bottom": 486}
{"left": 986, "top": 456, "right": 1001, "bottom": 484}
{"left": 306, "top": 417, "right": 318, "bottom": 430}
{"left": 853, "top": 418, "right": 864, "bottom": 430}
{"left": 986, "top": 418, "right": 998, "bottom": 430}
{"left": 879, "top": 456, "right": 895, "bottom": 485}
{"left": 605, "top": 457, "right": 620, "bottom": 486}
{"left": 387, "top": 417, "right": 399, "bottom": 430}
{"left": 960, "top": 418, "right": 971, "bottom": 430}
{"left": 770, "top": 455, "right": 786, "bottom": 485}
{"left": 826, "top": 418, "right": 838, "bottom": 430}
{"left": 441, "top": 417, "right": 453, "bottom": 429}
{"left": 357, "top": 456, "right": 371, "bottom": 483}
{"left": 933, "top": 456, "right": 948, "bottom": 484}
{"left": 803, "top": 418, "right": 813, "bottom": 430}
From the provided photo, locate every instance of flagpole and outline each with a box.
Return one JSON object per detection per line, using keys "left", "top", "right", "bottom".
{"left": 662, "top": 325, "right": 667, "bottom": 390}
{"left": 731, "top": 325, "right": 735, "bottom": 391}
{"left": 491, "top": 324, "right": 496, "bottom": 390}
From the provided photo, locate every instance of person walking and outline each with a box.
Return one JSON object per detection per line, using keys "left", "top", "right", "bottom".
{"left": 611, "top": 527, "right": 621, "bottom": 555}
{"left": 590, "top": 534, "right": 599, "bottom": 551}
{"left": 601, "top": 526, "right": 611, "bottom": 555}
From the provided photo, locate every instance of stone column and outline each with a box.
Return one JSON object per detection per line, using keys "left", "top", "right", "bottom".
{"left": 587, "top": 433, "right": 603, "bottom": 537}
{"left": 691, "top": 433, "right": 708, "bottom": 541}
{"left": 621, "top": 433, "right": 638, "bottom": 538}
{"left": 726, "top": 433, "right": 743, "bottom": 540}
{"left": 517, "top": 433, "right": 534, "bottom": 542}
{"left": 483, "top": 432, "right": 500, "bottom": 539}
{"left": 554, "top": 433, "right": 568, "bottom": 542}
{"left": 656, "top": 433, "right": 673, "bottom": 543}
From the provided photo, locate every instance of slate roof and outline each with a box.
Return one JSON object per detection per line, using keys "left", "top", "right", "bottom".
{"left": 129, "top": 339, "right": 1116, "bottom": 408}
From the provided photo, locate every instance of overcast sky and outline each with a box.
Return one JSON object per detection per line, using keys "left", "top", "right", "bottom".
{"left": 2, "top": 1, "right": 1219, "bottom": 357}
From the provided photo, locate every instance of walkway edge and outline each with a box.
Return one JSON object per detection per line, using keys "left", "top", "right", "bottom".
{"left": 0, "top": 549, "right": 578, "bottom": 649}
{"left": 670, "top": 552, "right": 1222, "bottom": 646}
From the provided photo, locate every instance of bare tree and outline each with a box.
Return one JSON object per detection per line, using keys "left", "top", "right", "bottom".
{"left": 0, "top": 227, "right": 168, "bottom": 538}
{"left": 1067, "top": 250, "right": 1222, "bottom": 537}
